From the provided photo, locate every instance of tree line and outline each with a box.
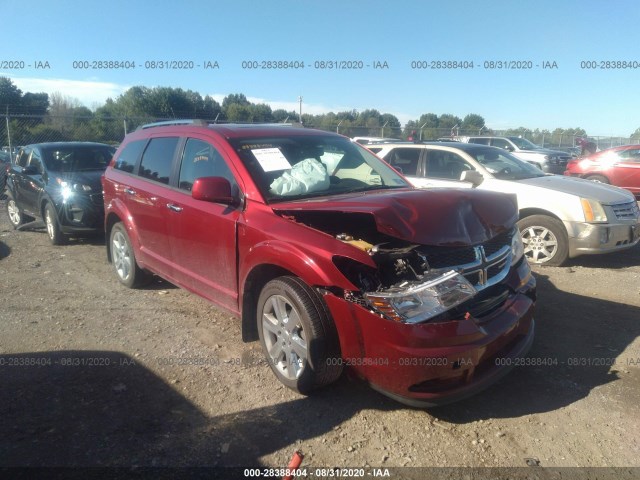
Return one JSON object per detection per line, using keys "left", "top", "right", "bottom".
{"left": 0, "top": 76, "right": 613, "bottom": 146}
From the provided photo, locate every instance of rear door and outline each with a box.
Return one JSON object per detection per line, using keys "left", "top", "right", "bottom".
{"left": 164, "top": 136, "right": 242, "bottom": 312}
{"left": 124, "top": 136, "right": 181, "bottom": 275}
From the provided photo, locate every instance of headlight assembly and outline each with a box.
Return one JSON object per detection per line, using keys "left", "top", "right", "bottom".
{"left": 511, "top": 230, "right": 524, "bottom": 265}
{"left": 364, "top": 270, "right": 476, "bottom": 324}
{"left": 580, "top": 197, "right": 608, "bottom": 223}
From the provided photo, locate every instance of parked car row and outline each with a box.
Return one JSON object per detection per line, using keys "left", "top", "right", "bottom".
{"left": 440, "top": 136, "right": 573, "bottom": 174}
{"left": 564, "top": 144, "right": 640, "bottom": 199}
{"left": 2, "top": 124, "right": 638, "bottom": 408}
{"left": 367, "top": 141, "right": 640, "bottom": 266}
{"left": 5, "top": 142, "right": 115, "bottom": 244}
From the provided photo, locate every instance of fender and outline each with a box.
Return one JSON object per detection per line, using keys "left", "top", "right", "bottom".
{"left": 239, "top": 238, "right": 357, "bottom": 293}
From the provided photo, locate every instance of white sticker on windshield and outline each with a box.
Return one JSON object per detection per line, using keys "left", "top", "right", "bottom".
{"left": 252, "top": 148, "right": 292, "bottom": 172}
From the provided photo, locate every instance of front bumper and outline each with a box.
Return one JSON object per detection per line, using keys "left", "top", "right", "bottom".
{"left": 565, "top": 219, "right": 640, "bottom": 258}
{"left": 58, "top": 193, "right": 105, "bottom": 234}
{"left": 323, "top": 260, "right": 536, "bottom": 407}
{"left": 541, "top": 163, "right": 567, "bottom": 175}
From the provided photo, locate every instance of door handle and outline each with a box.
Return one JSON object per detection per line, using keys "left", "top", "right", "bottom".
{"left": 167, "top": 203, "right": 183, "bottom": 212}
{"left": 124, "top": 187, "right": 136, "bottom": 195}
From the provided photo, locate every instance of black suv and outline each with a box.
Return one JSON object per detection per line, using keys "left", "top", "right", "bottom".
{"left": 5, "top": 142, "right": 115, "bottom": 244}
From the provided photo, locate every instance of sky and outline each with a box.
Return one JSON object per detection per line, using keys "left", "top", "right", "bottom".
{"left": 1, "top": 0, "right": 639, "bottom": 136}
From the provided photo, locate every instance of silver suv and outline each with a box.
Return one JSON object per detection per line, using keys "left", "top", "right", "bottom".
{"left": 452, "top": 136, "right": 571, "bottom": 174}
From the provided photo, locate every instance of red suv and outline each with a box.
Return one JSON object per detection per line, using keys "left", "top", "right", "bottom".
{"left": 564, "top": 144, "right": 640, "bottom": 198}
{"left": 102, "top": 121, "right": 536, "bottom": 407}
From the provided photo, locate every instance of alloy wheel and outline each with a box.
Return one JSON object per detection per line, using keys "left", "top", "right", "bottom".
{"left": 111, "top": 230, "right": 132, "bottom": 282}
{"left": 261, "top": 294, "right": 308, "bottom": 380}
{"left": 521, "top": 226, "right": 558, "bottom": 263}
{"left": 7, "top": 200, "right": 21, "bottom": 226}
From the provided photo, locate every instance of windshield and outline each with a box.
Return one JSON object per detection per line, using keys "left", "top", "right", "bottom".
{"left": 230, "top": 135, "right": 409, "bottom": 203}
{"left": 467, "top": 146, "right": 546, "bottom": 180}
{"left": 508, "top": 137, "right": 540, "bottom": 150}
{"left": 42, "top": 145, "right": 115, "bottom": 172}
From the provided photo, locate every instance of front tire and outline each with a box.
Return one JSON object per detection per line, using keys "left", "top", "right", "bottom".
{"left": 518, "top": 215, "right": 569, "bottom": 266}
{"left": 257, "top": 276, "right": 342, "bottom": 394}
{"left": 584, "top": 174, "right": 609, "bottom": 184}
{"left": 44, "top": 203, "right": 66, "bottom": 245}
{"left": 109, "top": 222, "right": 150, "bottom": 288}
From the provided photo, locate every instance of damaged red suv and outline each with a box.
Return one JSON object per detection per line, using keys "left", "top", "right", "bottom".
{"left": 102, "top": 121, "right": 536, "bottom": 407}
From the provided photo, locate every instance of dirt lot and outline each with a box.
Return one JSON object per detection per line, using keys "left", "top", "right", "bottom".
{"left": 1, "top": 197, "right": 639, "bottom": 478}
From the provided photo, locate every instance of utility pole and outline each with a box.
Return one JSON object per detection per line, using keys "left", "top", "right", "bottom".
{"left": 6, "top": 106, "right": 12, "bottom": 159}
{"left": 298, "top": 96, "right": 303, "bottom": 124}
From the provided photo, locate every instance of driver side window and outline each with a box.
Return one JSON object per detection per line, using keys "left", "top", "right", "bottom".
{"left": 178, "top": 138, "right": 237, "bottom": 193}
{"left": 491, "top": 138, "right": 512, "bottom": 150}
{"left": 29, "top": 150, "right": 44, "bottom": 173}
{"left": 16, "top": 149, "right": 31, "bottom": 167}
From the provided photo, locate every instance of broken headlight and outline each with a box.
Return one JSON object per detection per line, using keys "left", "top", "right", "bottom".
{"left": 364, "top": 270, "right": 476, "bottom": 324}
{"left": 511, "top": 230, "right": 524, "bottom": 265}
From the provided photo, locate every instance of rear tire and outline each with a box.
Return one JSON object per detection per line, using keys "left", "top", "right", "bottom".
{"left": 518, "top": 215, "right": 569, "bottom": 266}
{"left": 257, "top": 276, "right": 342, "bottom": 394}
{"left": 109, "top": 222, "right": 150, "bottom": 288}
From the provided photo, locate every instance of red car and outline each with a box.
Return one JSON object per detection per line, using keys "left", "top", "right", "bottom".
{"left": 564, "top": 145, "right": 640, "bottom": 198}
{"left": 102, "top": 121, "right": 536, "bottom": 407}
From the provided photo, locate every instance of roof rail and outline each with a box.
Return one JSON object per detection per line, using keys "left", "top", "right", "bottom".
{"left": 214, "top": 122, "right": 302, "bottom": 128}
{"left": 136, "top": 119, "right": 209, "bottom": 130}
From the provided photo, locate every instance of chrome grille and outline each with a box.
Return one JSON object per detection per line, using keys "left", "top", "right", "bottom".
{"left": 612, "top": 201, "right": 640, "bottom": 220}
{"left": 420, "top": 230, "right": 514, "bottom": 292}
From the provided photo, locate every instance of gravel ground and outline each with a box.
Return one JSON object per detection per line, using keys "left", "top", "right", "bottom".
{"left": 1, "top": 197, "right": 639, "bottom": 477}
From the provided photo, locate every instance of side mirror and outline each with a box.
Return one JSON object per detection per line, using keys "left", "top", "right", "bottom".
{"left": 460, "top": 170, "right": 484, "bottom": 188}
{"left": 192, "top": 176, "right": 236, "bottom": 205}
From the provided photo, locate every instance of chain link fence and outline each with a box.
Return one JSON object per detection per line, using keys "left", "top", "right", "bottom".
{"left": 3, "top": 114, "right": 639, "bottom": 160}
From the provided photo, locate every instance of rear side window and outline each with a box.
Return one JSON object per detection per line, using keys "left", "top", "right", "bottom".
{"left": 469, "top": 138, "right": 490, "bottom": 145}
{"left": 139, "top": 137, "right": 179, "bottom": 185}
{"left": 115, "top": 140, "right": 146, "bottom": 173}
{"left": 619, "top": 149, "right": 640, "bottom": 161}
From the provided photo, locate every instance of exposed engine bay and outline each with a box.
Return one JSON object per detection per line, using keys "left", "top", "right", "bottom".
{"left": 277, "top": 210, "right": 484, "bottom": 290}
{"left": 277, "top": 208, "right": 516, "bottom": 323}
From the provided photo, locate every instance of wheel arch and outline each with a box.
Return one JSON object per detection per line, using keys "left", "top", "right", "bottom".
{"left": 105, "top": 212, "right": 123, "bottom": 263}
{"left": 519, "top": 207, "right": 562, "bottom": 223}
{"left": 583, "top": 173, "right": 611, "bottom": 183}
{"left": 240, "top": 264, "right": 295, "bottom": 342}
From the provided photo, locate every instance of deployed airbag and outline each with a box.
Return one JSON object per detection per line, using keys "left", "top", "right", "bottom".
{"left": 270, "top": 158, "right": 330, "bottom": 196}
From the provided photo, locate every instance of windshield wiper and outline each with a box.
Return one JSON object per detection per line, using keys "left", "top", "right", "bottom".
{"left": 342, "top": 184, "right": 405, "bottom": 194}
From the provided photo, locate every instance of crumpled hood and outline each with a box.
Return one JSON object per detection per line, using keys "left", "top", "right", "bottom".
{"left": 273, "top": 188, "right": 518, "bottom": 246}
{"left": 518, "top": 175, "right": 635, "bottom": 204}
